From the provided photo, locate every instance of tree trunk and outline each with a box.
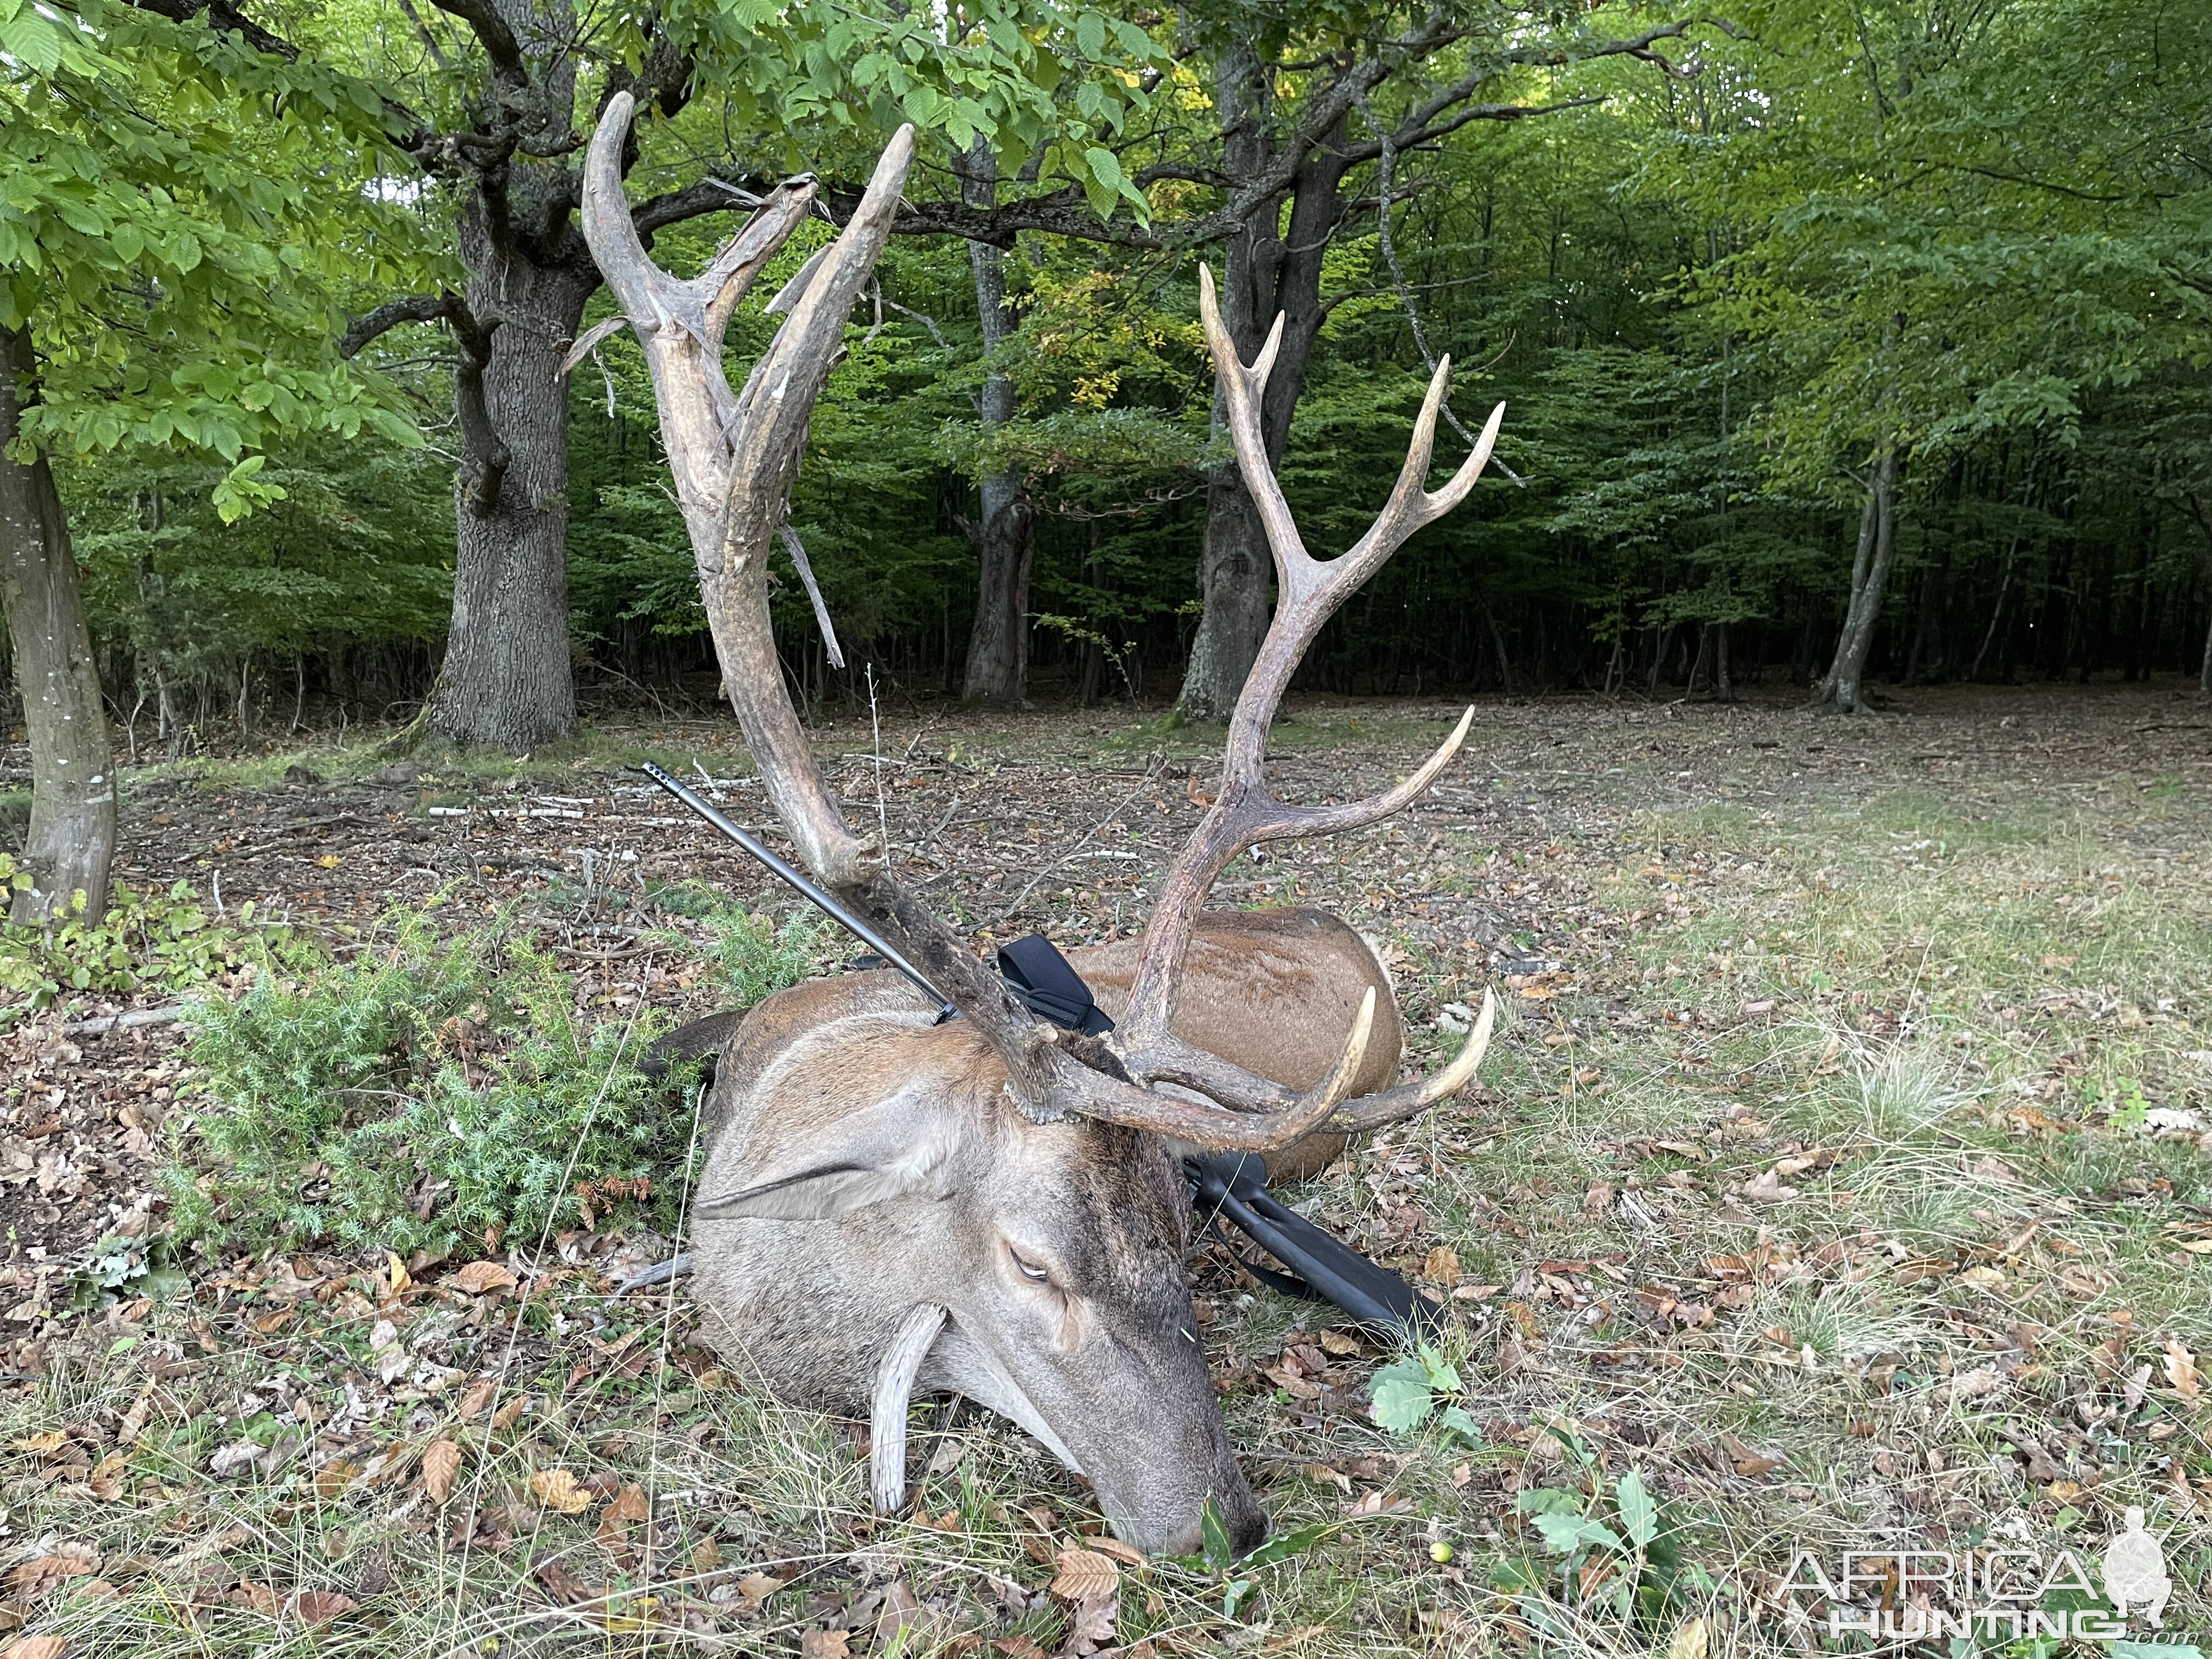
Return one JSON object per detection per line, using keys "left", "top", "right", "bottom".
{"left": 2200, "top": 597, "right": 2212, "bottom": 698}
{"left": 1819, "top": 447, "right": 1899, "bottom": 714}
{"left": 432, "top": 222, "right": 594, "bottom": 752}
{"left": 2182, "top": 495, "right": 2212, "bottom": 698}
{"left": 1178, "top": 42, "right": 1347, "bottom": 720}
{"left": 959, "top": 141, "right": 1034, "bottom": 707}
{"left": 0, "top": 326, "right": 116, "bottom": 923}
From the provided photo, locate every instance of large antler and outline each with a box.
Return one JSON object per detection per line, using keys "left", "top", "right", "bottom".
{"left": 1086, "top": 265, "right": 1505, "bottom": 1127}
{"left": 579, "top": 99, "right": 1494, "bottom": 1149}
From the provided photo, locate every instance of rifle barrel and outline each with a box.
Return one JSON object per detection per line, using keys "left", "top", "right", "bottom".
{"left": 637, "top": 761, "right": 957, "bottom": 1024}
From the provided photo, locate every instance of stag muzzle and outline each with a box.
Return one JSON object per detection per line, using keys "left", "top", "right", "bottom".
{"left": 922, "top": 1313, "right": 1267, "bottom": 1559}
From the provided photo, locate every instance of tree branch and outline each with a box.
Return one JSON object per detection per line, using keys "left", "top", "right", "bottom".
{"left": 341, "top": 294, "right": 460, "bottom": 358}
{"left": 113, "top": 0, "right": 296, "bottom": 61}
{"left": 632, "top": 175, "right": 778, "bottom": 238}
{"left": 424, "top": 0, "right": 526, "bottom": 87}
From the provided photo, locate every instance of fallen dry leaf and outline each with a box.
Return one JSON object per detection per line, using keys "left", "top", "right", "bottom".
{"left": 3, "top": 1638, "right": 67, "bottom": 1659}
{"left": 528, "top": 1469, "right": 592, "bottom": 1515}
{"left": 603, "top": 1482, "right": 650, "bottom": 1527}
{"left": 1668, "top": 1615, "right": 1709, "bottom": 1659}
{"left": 421, "top": 1439, "right": 462, "bottom": 1505}
{"left": 799, "top": 1629, "right": 851, "bottom": 1659}
{"left": 86, "top": 1453, "right": 127, "bottom": 1501}
{"left": 290, "top": 1590, "right": 357, "bottom": 1623}
{"left": 1949, "top": 1367, "right": 2006, "bottom": 1402}
{"left": 490, "top": 1393, "right": 531, "bottom": 1431}
{"left": 534, "top": 1559, "right": 599, "bottom": 1605}
{"left": 1061, "top": 1593, "right": 1119, "bottom": 1657}
{"left": 313, "top": 1459, "right": 361, "bottom": 1501}
{"left": 9, "top": 1545, "right": 99, "bottom": 1596}
{"left": 2165, "top": 1340, "right": 2201, "bottom": 1401}
{"left": 1728, "top": 1443, "right": 1783, "bottom": 1478}
{"left": 1740, "top": 1169, "right": 1799, "bottom": 1204}
{"left": 1049, "top": 1546, "right": 1121, "bottom": 1604}
{"left": 443, "top": 1261, "right": 517, "bottom": 1295}
{"left": 457, "top": 1378, "right": 498, "bottom": 1420}
{"left": 734, "top": 1572, "right": 781, "bottom": 1612}
{"left": 1420, "top": 1246, "right": 1461, "bottom": 1285}
{"left": 9, "top": 1431, "right": 66, "bottom": 1455}
{"left": 1084, "top": 1536, "right": 1149, "bottom": 1569}
{"left": 233, "top": 1582, "right": 282, "bottom": 1617}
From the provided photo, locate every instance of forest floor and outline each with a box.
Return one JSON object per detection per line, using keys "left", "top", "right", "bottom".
{"left": 2, "top": 675, "right": 2210, "bottom": 1657}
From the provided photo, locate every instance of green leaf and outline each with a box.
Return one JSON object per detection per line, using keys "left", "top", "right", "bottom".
{"left": 1436, "top": 1404, "right": 1481, "bottom": 1443}
{"left": 1237, "top": 1519, "right": 1339, "bottom": 1572}
{"left": 1075, "top": 9, "right": 1106, "bottom": 59}
{"left": 1515, "top": 1487, "right": 1584, "bottom": 1517}
{"left": 0, "top": 8, "right": 66, "bottom": 74}
{"left": 1616, "top": 1470, "right": 1657, "bottom": 1550}
{"left": 1368, "top": 1356, "right": 1438, "bottom": 1433}
{"left": 1416, "top": 1344, "right": 1462, "bottom": 1393}
{"left": 1534, "top": 1512, "right": 1624, "bottom": 1556}
{"left": 1199, "top": 1493, "right": 1234, "bottom": 1573}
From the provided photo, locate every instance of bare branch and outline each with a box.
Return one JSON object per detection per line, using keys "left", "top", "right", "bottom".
{"left": 340, "top": 294, "right": 457, "bottom": 359}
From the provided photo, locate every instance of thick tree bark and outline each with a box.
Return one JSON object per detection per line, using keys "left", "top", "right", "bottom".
{"left": 1819, "top": 446, "right": 1900, "bottom": 714}
{"left": 959, "top": 142, "right": 1034, "bottom": 707}
{"left": 1179, "top": 43, "right": 1348, "bottom": 721}
{"left": 432, "top": 219, "right": 594, "bottom": 751}
{"left": 2200, "top": 597, "right": 2212, "bottom": 698}
{"left": 424, "top": 0, "right": 596, "bottom": 754}
{"left": 0, "top": 327, "right": 116, "bottom": 922}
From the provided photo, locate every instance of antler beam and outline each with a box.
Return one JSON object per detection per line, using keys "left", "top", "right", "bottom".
{"left": 1110, "top": 266, "right": 1504, "bottom": 1066}
{"left": 581, "top": 103, "right": 1500, "bottom": 1150}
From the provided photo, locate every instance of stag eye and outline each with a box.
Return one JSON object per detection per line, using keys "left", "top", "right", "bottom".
{"left": 1006, "top": 1246, "right": 1054, "bottom": 1286}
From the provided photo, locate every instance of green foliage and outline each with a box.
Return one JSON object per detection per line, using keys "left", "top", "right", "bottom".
{"left": 0, "top": 2, "right": 426, "bottom": 469}
{"left": 0, "top": 855, "right": 247, "bottom": 1026}
{"left": 167, "top": 910, "right": 690, "bottom": 1259}
{"left": 652, "top": 890, "right": 833, "bottom": 1006}
{"left": 1181, "top": 1493, "right": 1339, "bottom": 1620}
{"left": 65, "top": 1232, "right": 190, "bottom": 1314}
{"left": 1501, "top": 1429, "right": 1707, "bottom": 1633}
{"left": 1367, "top": 1341, "right": 1480, "bottom": 1442}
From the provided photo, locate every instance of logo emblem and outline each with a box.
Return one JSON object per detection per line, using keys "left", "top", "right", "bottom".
{"left": 2100, "top": 1507, "right": 2172, "bottom": 1629}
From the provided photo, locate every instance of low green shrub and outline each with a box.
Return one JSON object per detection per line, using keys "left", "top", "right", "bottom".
{"left": 164, "top": 891, "right": 830, "bottom": 1260}
{"left": 0, "top": 854, "right": 248, "bottom": 1027}
{"left": 695, "top": 901, "right": 833, "bottom": 1007}
{"left": 166, "top": 910, "right": 687, "bottom": 1259}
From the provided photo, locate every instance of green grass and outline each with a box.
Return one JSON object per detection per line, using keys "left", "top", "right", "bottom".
{"left": 6, "top": 762, "right": 2209, "bottom": 1657}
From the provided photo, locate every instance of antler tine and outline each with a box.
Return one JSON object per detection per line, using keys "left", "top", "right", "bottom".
{"left": 1064, "top": 989, "right": 1377, "bottom": 1153}
{"left": 699, "top": 176, "right": 816, "bottom": 353}
{"left": 1197, "top": 264, "right": 1307, "bottom": 573}
{"left": 583, "top": 94, "right": 699, "bottom": 335}
{"left": 1344, "top": 379, "right": 1506, "bottom": 575}
{"left": 1116, "top": 273, "right": 1501, "bottom": 1053}
{"left": 1329, "top": 986, "right": 1497, "bottom": 1134}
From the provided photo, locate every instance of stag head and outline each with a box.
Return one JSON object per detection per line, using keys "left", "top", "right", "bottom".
{"left": 577, "top": 94, "right": 1501, "bottom": 1553}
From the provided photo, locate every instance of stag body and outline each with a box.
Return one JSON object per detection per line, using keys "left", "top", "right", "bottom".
{"left": 687, "top": 910, "right": 1396, "bottom": 1555}
{"left": 577, "top": 93, "right": 1502, "bottom": 1558}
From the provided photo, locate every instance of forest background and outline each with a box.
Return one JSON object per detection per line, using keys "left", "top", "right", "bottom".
{"left": 5, "top": 0, "right": 2211, "bottom": 832}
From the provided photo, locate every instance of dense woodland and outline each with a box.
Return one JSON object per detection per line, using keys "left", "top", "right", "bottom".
{"left": 4, "top": 0, "right": 2212, "bottom": 915}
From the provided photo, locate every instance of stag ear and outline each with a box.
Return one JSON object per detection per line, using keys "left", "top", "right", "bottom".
{"left": 695, "top": 1088, "right": 971, "bottom": 1221}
